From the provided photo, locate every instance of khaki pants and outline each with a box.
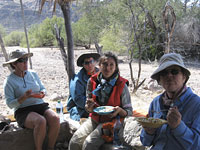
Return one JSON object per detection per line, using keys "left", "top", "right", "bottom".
{"left": 68, "top": 118, "right": 106, "bottom": 150}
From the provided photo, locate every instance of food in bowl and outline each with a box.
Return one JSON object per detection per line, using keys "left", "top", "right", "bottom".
{"left": 136, "top": 117, "right": 167, "bottom": 128}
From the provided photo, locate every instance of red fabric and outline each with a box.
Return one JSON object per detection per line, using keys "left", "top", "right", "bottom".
{"left": 101, "top": 118, "right": 124, "bottom": 142}
{"left": 89, "top": 73, "right": 128, "bottom": 123}
{"left": 133, "top": 110, "right": 148, "bottom": 117}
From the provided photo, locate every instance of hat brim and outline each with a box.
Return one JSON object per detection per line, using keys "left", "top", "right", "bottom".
{"left": 3, "top": 53, "right": 33, "bottom": 67}
{"left": 77, "top": 53, "right": 100, "bottom": 67}
{"left": 151, "top": 62, "right": 190, "bottom": 80}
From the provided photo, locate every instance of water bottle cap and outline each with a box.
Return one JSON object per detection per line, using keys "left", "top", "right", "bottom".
{"left": 58, "top": 100, "right": 61, "bottom": 103}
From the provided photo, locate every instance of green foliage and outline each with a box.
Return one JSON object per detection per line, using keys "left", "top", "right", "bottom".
{"left": 72, "top": 16, "right": 92, "bottom": 45}
{"left": 4, "top": 31, "right": 24, "bottom": 46}
{"left": 0, "top": 24, "right": 6, "bottom": 37}
{"left": 100, "top": 25, "right": 127, "bottom": 54}
{"left": 21, "top": 16, "right": 65, "bottom": 47}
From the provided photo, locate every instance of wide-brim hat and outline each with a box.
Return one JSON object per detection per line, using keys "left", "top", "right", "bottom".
{"left": 77, "top": 53, "right": 100, "bottom": 67}
{"left": 3, "top": 49, "right": 33, "bottom": 67}
{"left": 151, "top": 53, "right": 190, "bottom": 81}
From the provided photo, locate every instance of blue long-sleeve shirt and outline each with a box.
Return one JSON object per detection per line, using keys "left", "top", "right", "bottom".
{"left": 66, "top": 67, "right": 99, "bottom": 121}
{"left": 140, "top": 87, "right": 200, "bottom": 150}
{"left": 3, "top": 70, "right": 45, "bottom": 112}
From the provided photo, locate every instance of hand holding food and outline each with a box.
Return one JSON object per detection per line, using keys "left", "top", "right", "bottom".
{"left": 167, "top": 106, "right": 181, "bottom": 129}
{"left": 85, "top": 98, "right": 96, "bottom": 113}
{"left": 18, "top": 89, "right": 32, "bottom": 104}
{"left": 30, "top": 91, "right": 45, "bottom": 98}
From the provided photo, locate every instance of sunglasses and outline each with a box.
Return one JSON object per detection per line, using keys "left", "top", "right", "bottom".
{"left": 17, "top": 57, "right": 28, "bottom": 63}
{"left": 159, "top": 69, "right": 181, "bottom": 77}
{"left": 83, "top": 60, "right": 94, "bottom": 65}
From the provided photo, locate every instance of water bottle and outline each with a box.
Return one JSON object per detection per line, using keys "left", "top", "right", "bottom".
{"left": 113, "top": 115, "right": 122, "bottom": 148}
{"left": 56, "top": 100, "right": 64, "bottom": 123}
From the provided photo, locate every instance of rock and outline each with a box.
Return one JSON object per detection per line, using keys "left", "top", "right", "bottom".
{"left": 50, "top": 93, "right": 63, "bottom": 101}
{"left": 0, "top": 120, "right": 76, "bottom": 150}
{"left": 123, "top": 117, "right": 146, "bottom": 150}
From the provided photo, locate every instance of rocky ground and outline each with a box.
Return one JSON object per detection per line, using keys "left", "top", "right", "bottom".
{"left": 1, "top": 46, "right": 200, "bottom": 117}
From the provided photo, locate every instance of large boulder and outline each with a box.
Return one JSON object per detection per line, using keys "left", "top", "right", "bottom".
{"left": 0, "top": 120, "right": 77, "bottom": 150}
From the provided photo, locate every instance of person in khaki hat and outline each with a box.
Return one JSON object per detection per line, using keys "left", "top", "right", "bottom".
{"left": 66, "top": 53, "right": 100, "bottom": 121}
{"left": 140, "top": 53, "right": 200, "bottom": 150}
{"left": 3, "top": 49, "right": 60, "bottom": 150}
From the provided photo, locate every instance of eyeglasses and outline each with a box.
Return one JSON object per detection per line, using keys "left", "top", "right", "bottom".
{"left": 160, "top": 69, "right": 181, "bottom": 77}
{"left": 83, "top": 60, "right": 94, "bottom": 65}
{"left": 17, "top": 57, "right": 28, "bottom": 63}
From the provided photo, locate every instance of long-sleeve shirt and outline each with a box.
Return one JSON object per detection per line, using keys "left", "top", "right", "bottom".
{"left": 3, "top": 70, "right": 45, "bottom": 112}
{"left": 87, "top": 77, "right": 133, "bottom": 116}
{"left": 66, "top": 67, "right": 99, "bottom": 121}
{"left": 140, "top": 87, "right": 200, "bottom": 150}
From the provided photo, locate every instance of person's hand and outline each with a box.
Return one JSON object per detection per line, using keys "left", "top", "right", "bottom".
{"left": 143, "top": 126, "right": 157, "bottom": 135}
{"left": 167, "top": 106, "right": 181, "bottom": 129}
{"left": 24, "top": 89, "right": 32, "bottom": 98}
{"left": 110, "top": 106, "right": 127, "bottom": 118}
{"left": 85, "top": 98, "right": 95, "bottom": 113}
{"left": 39, "top": 91, "right": 45, "bottom": 98}
{"left": 18, "top": 89, "right": 32, "bottom": 104}
{"left": 30, "top": 91, "right": 45, "bottom": 98}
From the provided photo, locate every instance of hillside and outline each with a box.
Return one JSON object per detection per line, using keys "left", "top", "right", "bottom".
{"left": 0, "top": 0, "right": 78, "bottom": 33}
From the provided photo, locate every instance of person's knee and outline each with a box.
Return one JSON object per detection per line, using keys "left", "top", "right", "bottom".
{"left": 49, "top": 114, "right": 60, "bottom": 126}
{"left": 82, "top": 137, "right": 93, "bottom": 150}
{"left": 35, "top": 116, "right": 46, "bottom": 128}
{"left": 69, "top": 134, "right": 83, "bottom": 150}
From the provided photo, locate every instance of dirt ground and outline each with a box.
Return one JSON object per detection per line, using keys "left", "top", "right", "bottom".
{"left": 1, "top": 46, "right": 200, "bottom": 117}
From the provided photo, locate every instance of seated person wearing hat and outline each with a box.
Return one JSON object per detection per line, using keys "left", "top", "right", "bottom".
{"left": 140, "top": 53, "right": 200, "bottom": 150}
{"left": 67, "top": 53, "right": 100, "bottom": 121}
{"left": 3, "top": 49, "right": 60, "bottom": 150}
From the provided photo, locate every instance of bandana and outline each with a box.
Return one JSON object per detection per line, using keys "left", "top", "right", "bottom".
{"left": 92, "top": 72, "right": 118, "bottom": 105}
{"left": 162, "top": 86, "right": 187, "bottom": 106}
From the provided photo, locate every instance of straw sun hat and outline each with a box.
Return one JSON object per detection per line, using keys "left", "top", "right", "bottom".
{"left": 3, "top": 49, "right": 33, "bottom": 67}
{"left": 77, "top": 53, "right": 100, "bottom": 67}
{"left": 151, "top": 53, "right": 191, "bottom": 82}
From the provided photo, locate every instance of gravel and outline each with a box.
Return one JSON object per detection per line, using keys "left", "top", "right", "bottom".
{"left": 1, "top": 46, "right": 200, "bottom": 117}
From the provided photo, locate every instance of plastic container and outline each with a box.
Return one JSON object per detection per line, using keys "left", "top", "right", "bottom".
{"left": 56, "top": 100, "right": 64, "bottom": 123}
{"left": 113, "top": 115, "right": 122, "bottom": 147}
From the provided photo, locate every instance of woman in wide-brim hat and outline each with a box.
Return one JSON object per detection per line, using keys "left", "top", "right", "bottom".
{"left": 2, "top": 49, "right": 33, "bottom": 68}
{"left": 3, "top": 49, "right": 60, "bottom": 150}
{"left": 66, "top": 52, "right": 100, "bottom": 121}
{"left": 140, "top": 53, "right": 200, "bottom": 150}
{"left": 76, "top": 53, "right": 101, "bottom": 67}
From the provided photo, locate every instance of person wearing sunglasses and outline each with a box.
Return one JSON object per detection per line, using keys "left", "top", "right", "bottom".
{"left": 140, "top": 53, "right": 200, "bottom": 150}
{"left": 66, "top": 52, "right": 100, "bottom": 121}
{"left": 3, "top": 49, "right": 60, "bottom": 150}
{"left": 68, "top": 52, "right": 133, "bottom": 150}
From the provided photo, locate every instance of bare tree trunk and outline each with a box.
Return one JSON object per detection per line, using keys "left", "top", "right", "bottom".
{"left": 20, "top": 0, "right": 32, "bottom": 69}
{"left": 59, "top": 2, "right": 75, "bottom": 83}
{"left": 183, "top": 0, "right": 189, "bottom": 14}
{"left": 0, "top": 34, "right": 12, "bottom": 71}
{"left": 54, "top": 24, "right": 69, "bottom": 75}
{"left": 95, "top": 42, "right": 103, "bottom": 55}
{"left": 163, "top": 2, "right": 176, "bottom": 53}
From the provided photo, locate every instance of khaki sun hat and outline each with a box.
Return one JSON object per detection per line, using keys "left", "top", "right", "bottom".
{"left": 151, "top": 53, "right": 190, "bottom": 81}
{"left": 77, "top": 53, "right": 100, "bottom": 67}
{"left": 3, "top": 49, "right": 33, "bottom": 67}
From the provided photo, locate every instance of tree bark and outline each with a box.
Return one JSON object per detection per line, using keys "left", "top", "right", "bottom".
{"left": 20, "top": 0, "right": 32, "bottom": 69}
{"left": 59, "top": 2, "right": 75, "bottom": 83}
{"left": 0, "top": 34, "right": 12, "bottom": 71}
{"left": 54, "top": 24, "right": 69, "bottom": 75}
